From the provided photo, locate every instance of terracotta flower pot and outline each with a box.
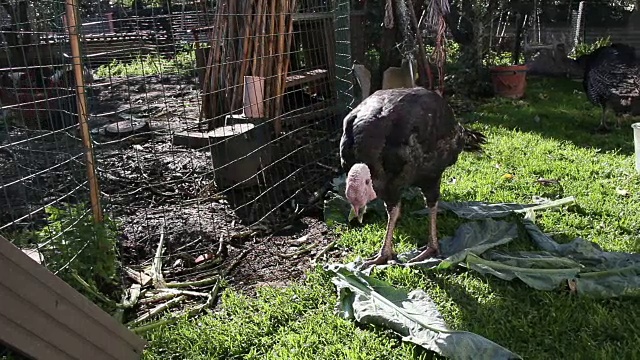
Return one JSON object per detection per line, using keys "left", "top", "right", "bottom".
{"left": 490, "top": 64, "right": 528, "bottom": 99}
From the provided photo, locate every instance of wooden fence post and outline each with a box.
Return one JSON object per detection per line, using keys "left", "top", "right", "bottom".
{"left": 65, "top": 0, "right": 104, "bottom": 223}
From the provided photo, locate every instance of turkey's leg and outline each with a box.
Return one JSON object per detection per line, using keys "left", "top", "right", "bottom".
{"left": 407, "top": 201, "right": 440, "bottom": 263}
{"left": 360, "top": 201, "right": 400, "bottom": 269}
{"left": 595, "top": 106, "right": 611, "bottom": 132}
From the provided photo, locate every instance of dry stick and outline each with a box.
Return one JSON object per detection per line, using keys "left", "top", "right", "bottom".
{"left": 131, "top": 280, "right": 222, "bottom": 334}
{"left": 202, "top": 19, "right": 216, "bottom": 124}
{"left": 219, "top": 15, "right": 230, "bottom": 122}
{"left": 259, "top": 1, "right": 271, "bottom": 81}
{"left": 166, "top": 275, "right": 220, "bottom": 289}
{"left": 208, "top": 2, "right": 227, "bottom": 121}
{"left": 207, "top": 4, "right": 228, "bottom": 130}
{"left": 151, "top": 223, "right": 166, "bottom": 289}
{"left": 200, "top": 13, "right": 218, "bottom": 123}
{"left": 233, "top": 0, "right": 256, "bottom": 109}
{"left": 264, "top": 0, "right": 278, "bottom": 118}
{"left": 222, "top": 248, "right": 252, "bottom": 276}
{"left": 158, "top": 288, "right": 210, "bottom": 297}
{"left": 313, "top": 239, "right": 338, "bottom": 262}
{"left": 226, "top": 0, "right": 238, "bottom": 113}
{"left": 165, "top": 247, "right": 252, "bottom": 289}
{"left": 251, "top": 0, "right": 265, "bottom": 77}
{"left": 273, "top": 2, "right": 288, "bottom": 135}
{"left": 130, "top": 249, "right": 253, "bottom": 334}
{"left": 233, "top": 0, "right": 255, "bottom": 111}
{"left": 123, "top": 266, "right": 152, "bottom": 286}
{"left": 278, "top": 0, "right": 296, "bottom": 119}
{"left": 139, "top": 292, "right": 177, "bottom": 305}
{"left": 278, "top": 242, "right": 319, "bottom": 259}
{"left": 129, "top": 295, "right": 186, "bottom": 327}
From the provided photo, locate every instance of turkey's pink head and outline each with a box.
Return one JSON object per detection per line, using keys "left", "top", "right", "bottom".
{"left": 345, "top": 163, "right": 377, "bottom": 223}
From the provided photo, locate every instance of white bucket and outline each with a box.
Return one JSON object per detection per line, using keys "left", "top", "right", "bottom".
{"left": 242, "top": 76, "right": 265, "bottom": 118}
{"left": 633, "top": 122, "right": 640, "bottom": 173}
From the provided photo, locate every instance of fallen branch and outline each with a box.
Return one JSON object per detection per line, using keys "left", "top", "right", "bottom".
{"left": 157, "top": 288, "right": 210, "bottom": 297}
{"left": 287, "top": 234, "right": 309, "bottom": 246}
{"left": 166, "top": 275, "right": 221, "bottom": 288}
{"left": 313, "top": 239, "right": 338, "bottom": 262}
{"left": 151, "top": 223, "right": 167, "bottom": 288}
{"left": 278, "top": 242, "right": 319, "bottom": 258}
{"left": 139, "top": 288, "right": 209, "bottom": 305}
{"left": 123, "top": 266, "right": 152, "bottom": 286}
{"left": 131, "top": 278, "right": 223, "bottom": 334}
{"left": 128, "top": 295, "right": 186, "bottom": 327}
{"left": 223, "top": 248, "right": 252, "bottom": 276}
{"left": 114, "top": 284, "right": 143, "bottom": 323}
{"left": 139, "top": 292, "right": 178, "bottom": 305}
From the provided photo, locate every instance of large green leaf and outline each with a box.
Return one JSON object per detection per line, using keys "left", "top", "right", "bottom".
{"left": 326, "top": 263, "right": 522, "bottom": 360}
{"left": 412, "top": 196, "right": 576, "bottom": 220}
{"left": 361, "top": 219, "right": 520, "bottom": 273}
{"left": 522, "top": 218, "right": 640, "bottom": 297}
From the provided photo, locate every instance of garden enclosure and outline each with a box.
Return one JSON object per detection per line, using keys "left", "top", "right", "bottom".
{"left": 0, "top": 0, "right": 354, "bottom": 355}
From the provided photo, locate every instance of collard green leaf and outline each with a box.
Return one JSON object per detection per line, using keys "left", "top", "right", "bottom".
{"left": 465, "top": 253, "right": 581, "bottom": 291}
{"left": 326, "top": 263, "right": 522, "bottom": 360}
{"left": 523, "top": 219, "right": 640, "bottom": 297}
{"left": 412, "top": 197, "right": 576, "bottom": 220}
{"left": 367, "top": 219, "right": 520, "bottom": 272}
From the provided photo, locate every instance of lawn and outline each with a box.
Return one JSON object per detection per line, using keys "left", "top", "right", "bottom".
{"left": 142, "top": 77, "right": 640, "bottom": 360}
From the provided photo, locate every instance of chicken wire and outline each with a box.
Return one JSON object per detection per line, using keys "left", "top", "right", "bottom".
{"left": 88, "top": 0, "right": 351, "bottom": 263}
{"left": 1, "top": 0, "right": 354, "bottom": 319}
{"left": 0, "top": 0, "right": 98, "bottom": 257}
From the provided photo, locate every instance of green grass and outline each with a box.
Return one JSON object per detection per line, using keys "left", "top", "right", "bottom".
{"left": 96, "top": 49, "right": 196, "bottom": 78}
{"left": 142, "top": 77, "right": 640, "bottom": 360}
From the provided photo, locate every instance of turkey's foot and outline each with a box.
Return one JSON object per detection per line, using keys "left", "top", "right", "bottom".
{"left": 406, "top": 245, "right": 439, "bottom": 264}
{"left": 360, "top": 250, "right": 397, "bottom": 269}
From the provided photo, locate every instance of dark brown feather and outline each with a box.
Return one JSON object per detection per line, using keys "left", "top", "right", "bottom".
{"left": 339, "top": 87, "right": 486, "bottom": 204}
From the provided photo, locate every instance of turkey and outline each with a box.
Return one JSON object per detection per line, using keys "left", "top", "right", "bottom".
{"left": 575, "top": 43, "right": 640, "bottom": 132}
{"left": 340, "top": 87, "right": 486, "bottom": 268}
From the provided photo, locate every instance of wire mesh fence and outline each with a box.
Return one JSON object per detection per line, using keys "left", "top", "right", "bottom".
{"left": 0, "top": 0, "right": 354, "bottom": 325}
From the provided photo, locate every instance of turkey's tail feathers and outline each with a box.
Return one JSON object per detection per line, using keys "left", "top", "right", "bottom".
{"left": 462, "top": 127, "right": 487, "bottom": 153}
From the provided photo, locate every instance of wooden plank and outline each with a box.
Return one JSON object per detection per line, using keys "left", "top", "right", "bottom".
{"left": 0, "top": 235, "right": 146, "bottom": 360}
{"left": 0, "top": 312, "right": 70, "bottom": 360}
{"left": 292, "top": 12, "right": 334, "bottom": 22}
{"left": 285, "top": 68, "right": 328, "bottom": 88}
{"left": 0, "top": 282, "right": 115, "bottom": 360}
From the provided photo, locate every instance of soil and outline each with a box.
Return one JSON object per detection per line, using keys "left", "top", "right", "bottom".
{"left": 0, "top": 72, "right": 342, "bottom": 320}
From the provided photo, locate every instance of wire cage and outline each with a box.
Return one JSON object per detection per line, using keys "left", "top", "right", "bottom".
{"left": 0, "top": 0, "right": 355, "bottom": 333}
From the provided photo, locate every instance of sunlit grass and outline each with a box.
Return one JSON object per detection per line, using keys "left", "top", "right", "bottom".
{"left": 142, "top": 77, "right": 640, "bottom": 360}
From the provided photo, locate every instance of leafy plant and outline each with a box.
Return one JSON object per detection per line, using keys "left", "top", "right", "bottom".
{"left": 572, "top": 36, "right": 612, "bottom": 59}
{"left": 37, "top": 204, "right": 121, "bottom": 311}
{"left": 96, "top": 46, "right": 196, "bottom": 78}
{"left": 484, "top": 50, "right": 523, "bottom": 67}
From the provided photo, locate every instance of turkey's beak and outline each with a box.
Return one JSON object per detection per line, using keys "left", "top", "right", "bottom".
{"left": 348, "top": 205, "right": 366, "bottom": 224}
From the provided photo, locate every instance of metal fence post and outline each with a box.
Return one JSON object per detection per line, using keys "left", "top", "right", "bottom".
{"left": 64, "top": 0, "right": 104, "bottom": 223}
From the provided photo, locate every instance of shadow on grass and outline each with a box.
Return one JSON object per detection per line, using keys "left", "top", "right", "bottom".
{"left": 462, "top": 77, "right": 638, "bottom": 155}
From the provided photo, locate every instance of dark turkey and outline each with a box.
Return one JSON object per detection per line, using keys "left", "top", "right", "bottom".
{"left": 575, "top": 43, "right": 640, "bottom": 131}
{"left": 339, "top": 87, "right": 486, "bottom": 268}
